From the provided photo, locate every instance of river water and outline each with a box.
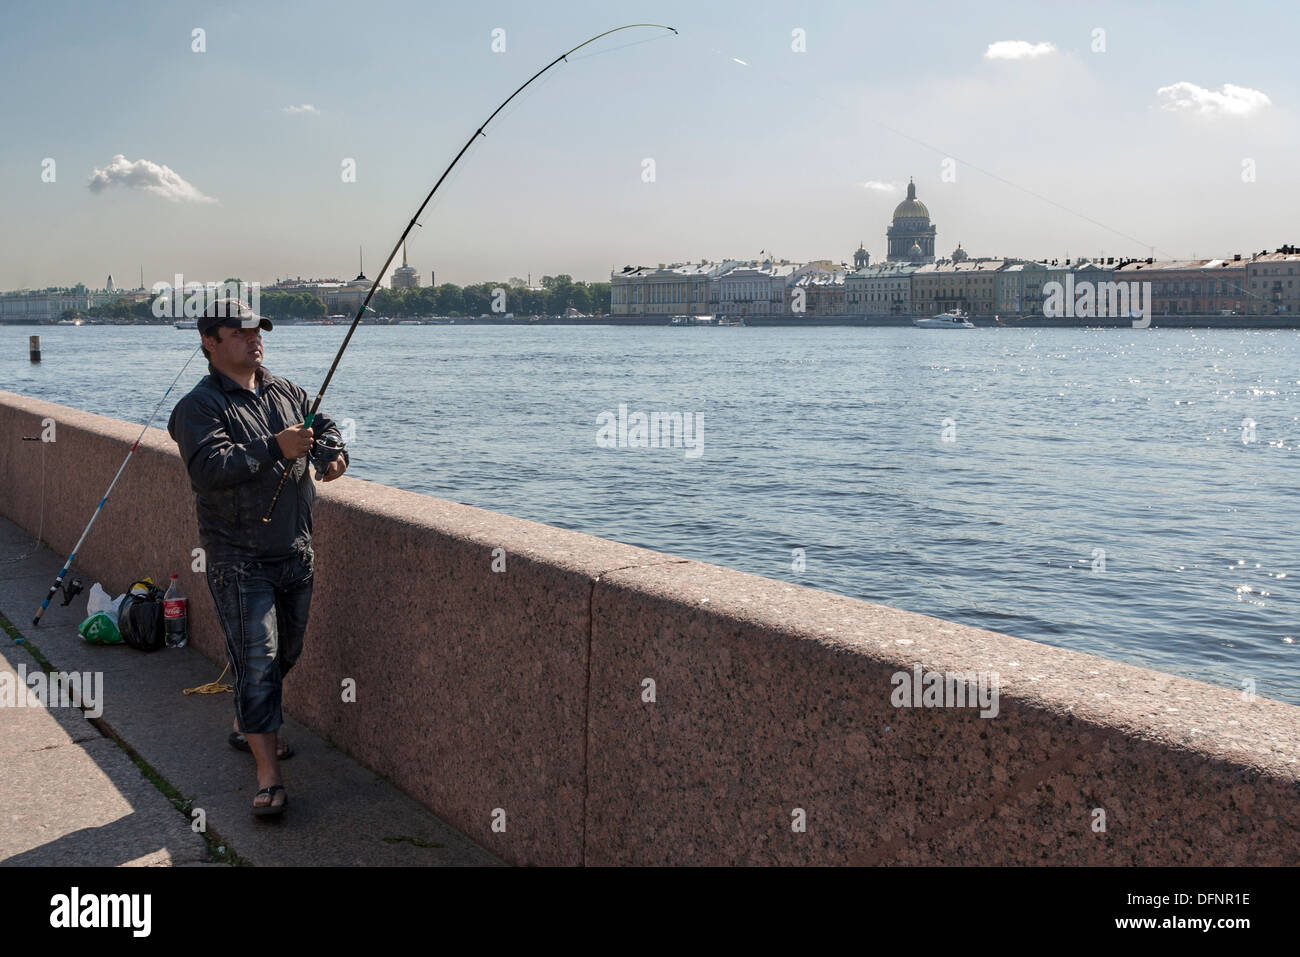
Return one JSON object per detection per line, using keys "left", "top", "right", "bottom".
{"left": 5, "top": 324, "right": 1298, "bottom": 705}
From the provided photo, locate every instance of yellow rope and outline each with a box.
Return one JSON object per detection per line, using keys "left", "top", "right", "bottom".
{"left": 184, "top": 661, "right": 232, "bottom": 695}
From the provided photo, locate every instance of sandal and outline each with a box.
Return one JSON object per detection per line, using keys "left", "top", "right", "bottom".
{"left": 228, "top": 731, "right": 295, "bottom": 760}
{"left": 252, "top": 784, "right": 288, "bottom": 817}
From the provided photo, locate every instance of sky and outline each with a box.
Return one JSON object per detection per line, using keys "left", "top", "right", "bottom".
{"left": 1, "top": 0, "right": 1297, "bottom": 291}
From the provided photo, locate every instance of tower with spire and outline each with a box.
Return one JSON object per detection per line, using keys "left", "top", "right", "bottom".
{"left": 390, "top": 241, "right": 422, "bottom": 289}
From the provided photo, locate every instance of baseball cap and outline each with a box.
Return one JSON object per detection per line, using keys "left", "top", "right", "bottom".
{"left": 198, "top": 299, "right": 273, "bottom": 336}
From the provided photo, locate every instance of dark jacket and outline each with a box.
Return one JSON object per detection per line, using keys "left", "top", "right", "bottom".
{"left": 167, "top": 362, "right": 348, "bottom": 563}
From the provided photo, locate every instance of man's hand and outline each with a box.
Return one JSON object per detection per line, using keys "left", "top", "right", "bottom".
{"left": 276, "top": 423, "right": 314, "bottom": 460}
{"left": 322, "top": 457, "right": 347, "bottom": 482}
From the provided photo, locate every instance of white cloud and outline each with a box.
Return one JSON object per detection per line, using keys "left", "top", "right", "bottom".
{"left": 985, "top": 40, "right": 1057, "bottom": 61}
{"left": 1156, "top": 82, "right": 1271, "bottom": 117}
{"left": 282, "top": 104, "right": 320, "bottom": 114}
{"left": 87, "top": 154, "right": 216, "bottom": 204}
{"left": 862, "top": 181, "right": 896, "bottom": 193}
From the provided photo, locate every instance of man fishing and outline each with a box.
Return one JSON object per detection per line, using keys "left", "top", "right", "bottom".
{"left": 167, "top": 298, "right": 348, "bottom": 817}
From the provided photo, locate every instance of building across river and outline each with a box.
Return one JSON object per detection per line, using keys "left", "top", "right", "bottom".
{"left": 608, "top": 175, "right": 1300, "bottom": 323}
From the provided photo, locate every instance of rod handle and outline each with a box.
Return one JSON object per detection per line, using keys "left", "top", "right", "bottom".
{"left": 261, "top": 413, "right": 316, "bottom": 523}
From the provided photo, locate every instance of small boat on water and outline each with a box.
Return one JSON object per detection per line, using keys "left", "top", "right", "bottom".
{"left": 913, "top": 311, "right": 974, "bottom": 329}
{"left": 175, "top": 319, "right": 198, "bottom": 329}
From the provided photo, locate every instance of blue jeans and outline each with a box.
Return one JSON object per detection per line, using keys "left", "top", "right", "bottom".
{"left": 205, "top": 546, "right": 314, "bottom": 735}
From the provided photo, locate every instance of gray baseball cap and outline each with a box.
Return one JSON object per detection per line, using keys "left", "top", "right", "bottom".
{"left": 198, "top": 299, "right": 273, "bottom": 336}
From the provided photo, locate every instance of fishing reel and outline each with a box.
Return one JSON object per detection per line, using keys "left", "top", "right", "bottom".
{"left": 309, "top": 435, "right": 347, "bottom": 481}
{"left": 58, "top": 577, "right": 84, "bottom": 607}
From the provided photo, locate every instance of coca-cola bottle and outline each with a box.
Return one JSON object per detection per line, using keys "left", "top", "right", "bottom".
{"left": 163, "top": 574, "right": 189, "bottom": 649}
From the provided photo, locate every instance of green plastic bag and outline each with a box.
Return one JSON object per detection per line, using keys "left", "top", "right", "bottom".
{"left": 79, "top": 611, "right": 122, "bottom": 645}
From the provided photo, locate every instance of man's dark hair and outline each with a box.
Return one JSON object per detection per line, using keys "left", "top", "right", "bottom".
{"left": 200, "top": 326, "right": 223, "bottom": 361}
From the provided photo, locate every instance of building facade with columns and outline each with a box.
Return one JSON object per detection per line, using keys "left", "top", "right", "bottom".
{"left": 785, "top": 268, "right": 847, "bottom": 316}
{"left": 0, "top": 290, "right": 92, "bottom": 322}
{"left": 910, "top": 259, "right": 1007, "bottom": 315}
{"left": 609, "top": 259, "right": 844, "bottom": 317}
{"left": 609, "top": 261, "right": 722, "bottom": 317}
{"left": 1244, "top": 248, "right": 1300, "bottom": 314}
{"left": 717, "top": 259, "right": 830, "bottom": 317}
{"left": 1112, "top": 258, "right": 1248, "bottom": 315}
{"left": 268, "top": 269, "right": 374, "bottom": 315}
{"left": 845, "top": 262, "right": 917, "bottom": 316}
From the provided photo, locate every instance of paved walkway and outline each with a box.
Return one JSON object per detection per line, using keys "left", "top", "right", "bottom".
{"left": 0, "top": 516, "right": 500, "bottom": 867}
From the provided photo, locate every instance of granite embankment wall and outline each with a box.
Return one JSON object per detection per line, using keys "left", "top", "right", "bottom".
{"left": 2, "top": 390, "right": 1298, "bottom": 865}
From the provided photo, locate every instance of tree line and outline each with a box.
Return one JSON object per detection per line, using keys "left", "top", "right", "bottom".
{"left": 69, "top": 274, "right": 610, "bottom": 320}
{"left": 368, "top": 275, "right": 609, "bottom": 317}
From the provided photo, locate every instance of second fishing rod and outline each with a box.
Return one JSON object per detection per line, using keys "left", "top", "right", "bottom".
{"left": 261, "top": 22, "right": 677, "bottom": 522}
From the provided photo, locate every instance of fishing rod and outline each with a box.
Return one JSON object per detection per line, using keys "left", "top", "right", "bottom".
{"left": 261, "top": 22, "right": 677, "bottom": 521}
{"left": 31, "top": 344, "right": 205, "bottom": 628}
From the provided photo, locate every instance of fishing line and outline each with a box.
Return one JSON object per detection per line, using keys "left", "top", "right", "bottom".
{"left": 400, "top": 66, "right": 565, "bottom": 232}
{"left": 259, "top": 23, "right": 679, "bottom": 521}
{"left": 487, "top": 61, "right": 564, "bottom": 127}
{"left": 567, "top": 31, "right": 676, "bottom": 63}
{"left": 30, "top": 343, "right": 205, "bottom": 628}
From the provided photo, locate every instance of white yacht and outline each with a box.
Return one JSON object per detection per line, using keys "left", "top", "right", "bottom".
{"left": 913, "top": 311, "right": 974, "bottom": 329}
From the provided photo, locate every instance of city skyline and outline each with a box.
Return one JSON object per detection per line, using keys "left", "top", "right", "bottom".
{"left": 3, "top": 0, "right": 1297, "bottom": 290}
{"left": 10, "top": 169, "right": 1293, "bottom": 299}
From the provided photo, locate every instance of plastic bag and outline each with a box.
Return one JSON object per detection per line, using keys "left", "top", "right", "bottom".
{"left": 86, "top": 583, "right": 126, "bottom": 619}
{"left": 79, "top": 611, "right": 122, "bottom": 645}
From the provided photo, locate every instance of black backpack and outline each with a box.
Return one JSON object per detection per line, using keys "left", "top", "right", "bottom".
{"left": 117, "top": 580, "right": 167, "bottom": 652}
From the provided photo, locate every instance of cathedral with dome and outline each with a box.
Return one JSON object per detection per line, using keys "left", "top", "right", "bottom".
{"left": 886, "top": 178, "right": 936, "bottom": 264}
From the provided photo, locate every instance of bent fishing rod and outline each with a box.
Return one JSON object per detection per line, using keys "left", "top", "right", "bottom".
{"left": 261, "top": 22, "right": 677, "bottom": 521}
{"left": 31, "top": 345, "right": 205, "bottom": 628}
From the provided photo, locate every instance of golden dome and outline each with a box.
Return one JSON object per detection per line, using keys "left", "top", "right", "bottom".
{"left": 892, "top": 179, "right": 930, "bottom": 222}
